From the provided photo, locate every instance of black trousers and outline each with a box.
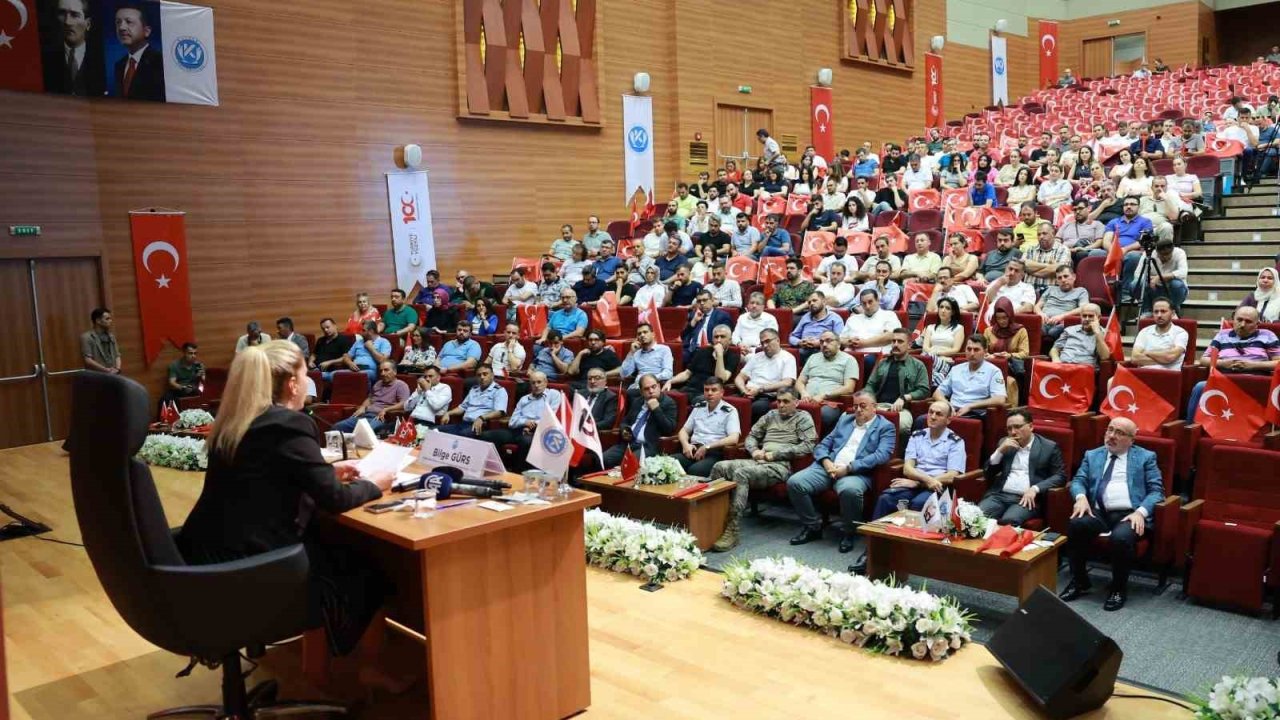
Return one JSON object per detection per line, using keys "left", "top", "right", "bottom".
{"left": 675, "top": 449, "right": 724, "bottom": 478}
{"left": 1066, "top": 509, "right": 1141, "bottom": 593}
{"left": 479, "top": 428, "right": 533, "bottom": 472}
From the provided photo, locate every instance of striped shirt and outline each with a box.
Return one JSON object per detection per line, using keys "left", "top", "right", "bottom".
{"left": 1204, "top": 329, "right": 1280, "bottom": 369}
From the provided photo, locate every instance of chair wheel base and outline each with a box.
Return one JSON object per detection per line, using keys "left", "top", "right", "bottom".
{"left": 147, "top": 699, "right": 347, "bottom": 719}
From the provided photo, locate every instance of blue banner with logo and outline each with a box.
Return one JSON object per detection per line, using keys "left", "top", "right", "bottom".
{"left": 990, "top": 34, "right": 1008, "bottom": 106}
{"left": 16, "top": 0, "right": 217, "bottom": 105}
{"left": 622, "top": 94, "right": 654, "bottom": 203}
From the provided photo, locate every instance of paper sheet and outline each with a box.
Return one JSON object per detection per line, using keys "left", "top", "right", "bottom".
{"left": 357, "top": 442, "right": 413, "bottom": 478}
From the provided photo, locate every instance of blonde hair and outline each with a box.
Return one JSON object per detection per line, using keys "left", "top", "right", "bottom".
{"left": 207, "top": 340, "right": 304, "bottom": 460}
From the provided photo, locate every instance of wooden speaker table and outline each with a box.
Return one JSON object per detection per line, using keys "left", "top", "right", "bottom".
{"left": 857, "top": 513, "right": 1065, "bottom": 603}
{"left": 577, "top": 472, "right": 734, "bottom": 551}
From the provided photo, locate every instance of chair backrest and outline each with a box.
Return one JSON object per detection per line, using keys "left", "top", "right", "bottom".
{"left": 1197, "top": 444, "right": 1280, "bottom": 527}
{"left": 1034, "top": 423, "right": 1078, "bottom": 477}
{"left": 329, "top": 370, "right": 369, "bottom": 406}
{"left": 68, "top": 373, "right": 188, "bottom": 654}
{"left": 1014, "top": 313, "right": 1043, "bottom": 353}
{"left": 440, "top": 375, "right": 464, "bottom": 409}
{"left": 657, "top": 306, "right": 688, "bottom": 340}
{"left": 907, "top": 209, "right": 943, "bottom": 233}
{"left": 1074, "top": 256, "right": 1112, "bottom": 309}
{"left": 1135, "top": 317, "right": 1198, "bottom": 365}
{"left": 948, "top": 415, "right": 984, "bottom": 471}
{"left": 764, "top": 308, "right": 794, "bottom": 342}
{"left": 723, "top": 396, "right": 752, "bottom": 437}
{"left": 1132, "top": 435, "right": 1176, "bottom": 495}
{"left": 202, "top": 367, "right": 229, "bottom": 401}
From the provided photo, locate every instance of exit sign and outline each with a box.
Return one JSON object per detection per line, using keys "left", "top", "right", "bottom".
{"left": 9, "top": 225, "right": 41, "bottom": 237}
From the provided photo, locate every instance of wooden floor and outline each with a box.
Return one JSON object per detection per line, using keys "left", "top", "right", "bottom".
{"left": 0, "top": 442, "right": 1190, "bottom": 719}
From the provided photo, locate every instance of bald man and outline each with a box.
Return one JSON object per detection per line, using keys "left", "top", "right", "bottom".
{"left": 1060, "top": 417, "right": 1165, "bottom": 612}
{"left": 1049, "top": 303, "right": 1110, "bottom": 367}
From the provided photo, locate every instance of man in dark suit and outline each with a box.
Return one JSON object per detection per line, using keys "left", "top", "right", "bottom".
{"left": 978, "top": 409, "right": 1066, "bottom": 525}
{"left": 1060, "top": 417, "right": 1165, "bottom": 611}
{"left": 574, "top": 369, "right": 618, "bottom": 433}
{"left": 41, "top": 0, "right": 105, "bottom": 96}
{"left": 112, "top": 2, "right": 165, "bottom": 101}
{"left": 600, "top": 373, "right": 677, "bottom": 468}
{"left": 679, "top": 290, "right": 732, "bottom": 365}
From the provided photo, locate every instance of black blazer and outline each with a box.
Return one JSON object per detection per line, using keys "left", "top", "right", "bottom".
{"left": 177, "top": 406, "right": 380, "bottom": 563}
{"left": 42, "top": 43, "right": 105, "bottom": 96}
{"left": 113, "top": 45, "right": 165, "bottom": 101}
{"left": 620, "top": 395, "right": 678, "bottom": 456}
{"left": 983, "top": 433, "right": 1066, "bottom": 496}
{"left": 574, "top": 387, "right": 619, "bottom": 431}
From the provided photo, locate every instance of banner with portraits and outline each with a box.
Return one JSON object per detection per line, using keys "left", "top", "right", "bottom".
{"left": 0, "top": 0, "right": 218, "bottom": 105}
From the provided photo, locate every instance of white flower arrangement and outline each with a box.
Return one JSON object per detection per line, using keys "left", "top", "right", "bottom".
{"left": 951, "top": 500, "right": 993, "bottom": 539}
{"left": 636, "top": 455, "right": 684, "bottom": 486}
{"left": 721, "top": 556, "right": 974, "bottom": 662}
{"left": 137, "top": 433, "right": 208, "bottom": 471}
{"left": 416, "top": 424, "right": 432, "bottom": 447}
{"left": 583, "top": 509, "right": 703, "bottom": 584}
{"left": 173, "top": 408, "right": 214, "bottom": 430}
{"left": 1192, "top": 676, "right": 1280, "bottom": 720}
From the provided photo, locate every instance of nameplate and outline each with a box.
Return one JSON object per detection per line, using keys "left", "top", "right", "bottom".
{"left": 418, "top": 432, "right": 507, "bottom": 477}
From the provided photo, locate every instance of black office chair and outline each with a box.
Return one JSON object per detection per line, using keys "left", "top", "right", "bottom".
{"left": 68, "top": 372, "right": 346, "bottom": 718}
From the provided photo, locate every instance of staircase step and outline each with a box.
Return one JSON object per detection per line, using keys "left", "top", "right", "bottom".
{"left": 1187, "top": 286, "right": 1249, "bottom": 302}
{"left": 1184, "top": 268, "right": 1263, "bottom": 284}
{"left": 1211, "top": 208, "right": 1280, "bottom": 220}
{"left": 1197, "top": 230, "right": 1278, "bottom": 243}
{"left": 1222, "top": 196, "right": 1280, "bottom": 209}
{"left": 1200, "top": 217, "right": 1280, "bottom": 231}
{"left": 1177, "top": 251, "right": 1276, "bottom": 269}
{"left": 1177, "top": 302, "right": 1240, "bottom": 323}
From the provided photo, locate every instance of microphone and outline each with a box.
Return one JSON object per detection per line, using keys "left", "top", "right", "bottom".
{"left": 450, "top": 483, "right": 503, "bottom": 498}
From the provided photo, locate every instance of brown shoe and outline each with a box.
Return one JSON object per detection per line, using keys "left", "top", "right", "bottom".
{"left": 712, "top": 515, "right": 740, "bottom": 552}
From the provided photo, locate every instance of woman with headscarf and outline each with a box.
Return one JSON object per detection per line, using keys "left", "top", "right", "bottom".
{"left": 983, "top": 297, "right": 1028, "bottom": 405}
{"left": 1239, "top": 267, "right": 1280, "bottom": 322}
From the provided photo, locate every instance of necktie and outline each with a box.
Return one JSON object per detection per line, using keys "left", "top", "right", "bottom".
{"left": 1098, "top": 454, "right": 1117, "bottom": 511}
{"left": 631, "top": 407, "right": 650, "bottom": 446}
{"left": 123, "top": 57, "right": 138, "bottom": 97}
{"left": 66, "top": 47, "right": 78, "bottom": 89}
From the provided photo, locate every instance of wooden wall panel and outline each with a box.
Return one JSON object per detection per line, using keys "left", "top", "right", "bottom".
{"left": 1055, "top": 2, "right": 1203, "bottom": 81}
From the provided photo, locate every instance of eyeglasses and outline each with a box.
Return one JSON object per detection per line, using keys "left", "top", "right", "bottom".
{"left": 1104, "top": 427, "right": 1134, "bottom": 438}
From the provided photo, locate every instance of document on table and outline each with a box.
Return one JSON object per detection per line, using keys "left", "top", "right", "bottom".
{"left": 357, "top": 442, "right": 414, "bottom": 478}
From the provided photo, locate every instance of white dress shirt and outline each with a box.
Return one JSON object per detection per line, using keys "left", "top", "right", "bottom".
{"left": 1100, "top": 451, "right": 1133, "bottom": 512}
{"left": 989, "top": 437, "right": 1035, "bottom": 493}
{"left": 732, "top": 312, "right": 779, "bottom": 350}
{"left": 832, "top": 419, "right": 872, "bottom": 468}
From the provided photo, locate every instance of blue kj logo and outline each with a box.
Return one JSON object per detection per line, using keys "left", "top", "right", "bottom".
{"left": 542, "top": 429, "right": 568, "bottom": 455}
{"left": 173, "top": 37, "right": 207, "bottom": 71}
{"left": 627, "top": 125, "right": 650, "bottom": 153}
{"left": 994, "top": 57, "right": 1006, "bottom": 75}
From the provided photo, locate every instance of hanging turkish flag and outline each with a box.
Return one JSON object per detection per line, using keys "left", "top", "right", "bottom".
{"left": 0, "top": 1, "right": 44, "bottom": 92}
{"left": 725, "top": 256, "right": 758, "bottom": 283}
{"left": 1029, "top": 360, "right": 1095, "bottom": 414}
{"left": 872, "top": 224, "right": 910, "bottom": 254}
{"left": 902, "top": 282, "right": 933, "bottom": 307}
{"left": 1195, "top": 368, "right": 1266, "bottom": 440}
{"left": 1039, "top": 21, "right": 1059, "bottom": 90}
{"left": 131, "top": 212, "right": 195, "bottom": 366}
{"left": 638, "top": 297, "right": 665, "bottom": 343}
{"left": 1104, "top": 309, "right": 1125, "bottom": 362}
{"left": 591, "top": 291, "right": 622, "bottom": 338}
{"left": 1101, "top": 365, "right": 1176, "bottom": 433}
{"left": 810, "top": 86, "right": 834, "bottom": 162}
{"left": 517, "top": 304, "right": 548, "bottom": 339}
{"left": 801, "top": 231, "right": 836, "bottom": 257}
{"left": 924, "top": 53, "right": 943, "bottom": 129}
{"left": 1266, "top": 364, "right": 1280, "bottom": 426}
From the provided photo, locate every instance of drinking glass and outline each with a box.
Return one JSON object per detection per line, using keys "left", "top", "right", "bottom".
{"left": 412, "top": 490, "right": 436, "bottom": 518}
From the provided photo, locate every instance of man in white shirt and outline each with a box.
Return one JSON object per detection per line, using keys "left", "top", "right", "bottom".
{"left": 983, "top": 260, "right": 1037, "bottom": 322}
{"left": 486, "top": 323, "right": 528, "bottom": 377}
{"left": 814, "top": 237, "right": 860, "bottom": 284}
{"left": 502, "top": 268, "right": 537, "bottom": 306}
{"left": 405, "top": 366, "right": 452, "bottom": 424}
{"left": 640, "top": 223, "right": 670, "bottom": 259}
{"left": 901, "top": 154, "right": 934, "bottom": 191}
{"left": 925, "top": 267, "right": 979, "bottom": 312}
{"left": 715, "top": 196, "right": 739, "bottom": 228}
{"left": 816, "top": 262, "right": 858, "bottom": 310}
{"left": 732, "top": 292, "right": 779, "bottom": 351}
{"left": 704, "top": 263, "right": 742, "bottom": 308}
{"left": 856, "top": 237, "right": 902, "bottom": 282}
{"left": 841, "top": 289, "right": 902, "bottom": 353}
{"left": 820, "top": 178, "right": 847, "bottom": 212}
{"left": 1132, "top": 238, "right": 1189, "bottom": 313}
{"left": 735, "top": 328, "right": 798, "bottom": 420}
{"left": 632, "top": 266, "right": 667, "bottom": 309}
{"left": 977, "top": 409, "right": 1066, "bottom": 525}
{"left": 1129, "top": 299, "right": 1187, "bottom": 370}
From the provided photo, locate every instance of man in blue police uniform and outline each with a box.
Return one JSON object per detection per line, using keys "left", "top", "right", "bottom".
{"left": 871, "top": 401, "right": 966, "bottom": 519}
{"left": 437, "top": 365, "right": 509, "bottom": 438}
{"left": 675, "top": 378, "right": 741, "bottom": 477}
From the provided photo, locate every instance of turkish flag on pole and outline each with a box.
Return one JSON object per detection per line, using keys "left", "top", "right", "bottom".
{"left": 1028, "top": 360, "right": 1095, "bottom": 414}
{"left": 1102, "top": 234, "right": 1124, "bottom": 280}
{"left": 131, "top": 212, "right": 195, "bottom": 366}
{"left": 1101, "top": 365, "right": 1176, "bottom": 433}
{"left": 591, "top": 291, "right": 622, "bottom": 338}
{"left": 1104, "top": 309, "right": 1125, "bottom": 362}
{"left": 924, "top": 53, "right": 944, "bottom": 129}
{"left": 0, "top": 1, "right": 44, "bottom": 92}
{"left": 1194, "top": 368, "right": 1267, "bottom": 440}
{"left": 1265, "top": 364, "right": 1280, "bottom": 426}
{"left": 570, "top": 392, "right": 604, "bottom": 467}
{"left": 638, "top": 296, "right": 665, "bottom": 343}
{"left": 1039, "top": 21, "right": 1059, "bottom": 90}
{"left": 810, "top": 86, "right": 834, "bottom": 163}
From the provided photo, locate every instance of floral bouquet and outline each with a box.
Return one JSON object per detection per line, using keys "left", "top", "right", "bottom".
{"left": 1191, "top": 676, "right": 1280, "bottom": 720}
{"left": 137, "top": 434, "right": 208, "bottom": 471}
{"left": 636, "top": 455, "right": 683, "bottom": 486}
{"left": 722, "top": 556, "right": 974, "bottom": 662}
{"left": 950, "top": 500, "right": 992, "bottom": 539}
{"left": 173, "top": 408, "right": 215, "bottom": 431}
{"left": 415, "top": 424, "right": 432, "bottom": 448}
{"left": 583, "top": 509, "right": 703, "bottom": 584}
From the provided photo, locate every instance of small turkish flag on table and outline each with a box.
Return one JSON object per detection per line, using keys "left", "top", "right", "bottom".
{"left": 131, "top": 212, "right": 195, "bottom": 366}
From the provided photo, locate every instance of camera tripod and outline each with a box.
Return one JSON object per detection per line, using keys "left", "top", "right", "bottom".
{"left": 1130, "top": 233, "right": 1177, "bottom": 315}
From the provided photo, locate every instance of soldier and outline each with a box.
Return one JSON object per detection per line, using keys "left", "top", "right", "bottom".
{"left": 871, "top": 401, "right": 967, "bottom": 519}
{"left": 675, "top": 378, "right": 742, "bottom": 478}
{"left": 707, "top": 387, "right": 817, "bottom": 552}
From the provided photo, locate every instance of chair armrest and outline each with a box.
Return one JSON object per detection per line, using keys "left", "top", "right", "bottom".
{"left": 1176, "top": 498, "right": 1205, "bottom": 570}
{"left": 952, "top": 469, "right": 986, "bottom": 503}
{"left": 599, "top": 429, "right": 621, "bottom": 450}
{"left": 873, "top": 460, "right": 905, "bottom": 495}
{"left": 1151, "top": 495, "right": 1182, "bottom": 566}
{"left": 723, "top": 444, "right": 749, "bottom": 461}
{"left": 790, "top": 454, "right": 814, "bottom": 473}
{"left": 1269, "top": 521, "right": 1280, "bottom": 590}
{"left": 1265, "top": 431, "right": 1280, "bottom": 452}
{"left": 659, "top": 436, "right": 681, "bottom": 454}
{"left": 1045, "top": 487, "right": 1072, "bottom": 534}
{"left": 308, "top": 404, "right": 356, "bottom": 429}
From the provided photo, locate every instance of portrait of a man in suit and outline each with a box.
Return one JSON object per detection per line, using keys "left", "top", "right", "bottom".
{"left": 39, "top": 0, "right": 106, "bottom": 96}
{"left": 111, "top": 1, "right": 165, "bottom": 101}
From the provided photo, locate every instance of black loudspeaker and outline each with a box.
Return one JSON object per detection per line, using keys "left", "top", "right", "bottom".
{"left": 987, "top": 587, "right": 1122, "bottom": 720}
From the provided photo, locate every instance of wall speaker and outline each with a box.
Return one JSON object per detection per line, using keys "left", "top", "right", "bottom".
{"left": 987, "top": 587, "right": 1122, "bottom": 720}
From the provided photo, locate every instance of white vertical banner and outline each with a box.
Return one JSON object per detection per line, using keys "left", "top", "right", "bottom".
{"left": 159, "top": 1, "right": 219, "bottom": 106}
{"left": 990, "top": 35, "right": 1009, "bottom": 106}
{"left": 386, "top": 171, "right": 438, "bottom": 293}
{"left": 622, "top": 95, "right": 654, "bottom": 203}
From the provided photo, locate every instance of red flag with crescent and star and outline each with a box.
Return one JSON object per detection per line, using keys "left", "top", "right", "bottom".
{"left": 1039, "top": 21, "right": 1059, "bottom": 90}
{"left": 0, "top": 0, "right": 44, "bottom": 92}
{"left": 925, "top": 53, "right": 943, "bottom": 129}
{"left": 1028, "top": 360, "right": 1094, "bottom": 414}
{"left": 810, "top": 86, "right": 834, "bottom": 163}
{"left": 1101, "top": 365, "right": 1176, "bottom": 433}
{"left": 1195, "top": 367, "right": 1266, "bottom": 440}
{"left": 1265, "top": 363, "right": 1280, "bottom": 426}
{"left": 131, "top": 212, "right": 195, "bottom": 366}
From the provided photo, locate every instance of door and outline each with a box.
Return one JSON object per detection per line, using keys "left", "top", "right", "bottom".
{"left": 714, "top": 103, "right": 774, "bottom": 169}
{"left": 1082, "top": 38, "right": 1112, "bottom": 79}
{"left": 0, "top": 256, "right": 106, "bottom": 449}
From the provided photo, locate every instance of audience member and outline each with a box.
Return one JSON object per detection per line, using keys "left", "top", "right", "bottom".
{"left": 1036, "top": 267, "right": 1089, "bottom": 346}
{"left": 815, "top": 236, "right": 860, "bottom": 283}
{"left": 794, "top": 331, "right": 860, "bottom": 430}
{"left": 978, "top": 409, "right": 1066, "bottom": 525}
{"left": 436, "top": 321, "right": 481, "bottom": 373}
{"left": 619, "top": 323, "right": 674, "bottom": 391}
{"left": 665, "top": 324, "right": 740, "bottom": 404}
{"left": 81, "top": 307, "right": 121, "bottom": 374}
{"left": 1186, "top": 306, "right": 1280, "bottom": 418}
{"left": 485, "top": 323, "right": 526, "bottom": 377}
{"left": 1133, "top": 238, "right": 1189, "bottom": 314}
{"left": 343, "top": 321, "right": 391, "bottom": 383}
{"left": 789, "top": 291, "right": 845, "bottom": 364}
{"left": 581, "top": 215, "right": 612, "bottom": 256}
{"left": 601, "top": 374, "right": 677, "bottom": 468}
{"left": 163, "top": 342, "right": 205, "bottom": 405}
{"left": 666, "top": 264, "right": 704, "bottom": 306}
{"left": 332, "top": 360, "right": 409, "bottom": 433}
{"left": 548, "top": 224, "right": 578, "bottom": 261}
{"left": 344, "top": 293, "right": 381, "bottom": 335}
{"left": 567, "top": 329, "right": 621, "bottom": 385}
{"left": 1130, "top": 299, "right": 1188, "bottom": 370}
{"left": 984, "top": 260, "right": 1036, "bottom": 317}
{"left": 604, "top": 265, "right": 638, "bottom": 306}
{"left": 859, "top": 260, "right": 902, "bottom": 311}
{"left": 502, "top": 269, "right": 537, "bottom": 307}
{"left": 926, "top": 267, "right": 979, "bottom": 313}
{"left": 437, "top": 365, "right": 508, "bottom": 438}
{"left": 235, "top": 321, "right": 268, "bottom": 354}
{"left": 405, "top": 366, "right": 451, "bottom": 425}
{"left": 767, "top": 257, "right": 815, "bottom": 312}
{"left": 541, "top": 288, "right": 588, "bottom": 342}
{"left": 735, "top": 329, "right": 798, "bottom": 420}
{"left": 675, "top": 378, "right": 742, "bottom": 478}
{"left": 1103, "top": 196, "right": 1157, "bottom": 301}
{"left": 536, "top": 261, "right": 569, "bottom": 306}
{"left": 732, "top": 292, "right": 779, "bottom": 351}
{"left": 311, "top": 318, "right": 350, "bottom": 378}
{"left": 1058, "top": 199, "right": 1107, "bottom": 262}
{"left": 841, "top": 289, "right": 902, "bottom": 354}
{"left": 633, "top": 265, "right": 667, "bottom": 309}
{"left": 397, "top": 328, "right": 438, "bottom": 372}
{"left": 856, "top": 237, "right": 902, "bottom": 282}
{"left": 934, "top": 334, "right": 1007, "bottom": 418}
{"left": 978, "top": 229, "right": 1021, "bottom": 284}
{"left": 1050, "top": 304, "right": 1109, "bottom": 367}
{"left": 816, "top": 262, "right": 858, "bottom": 311}
{"left": 730, "top": 212, "right": 762, "bottom": 258}
{"left": 704, "top": 262, "right": 742, "bottom": 308}
{"left": 1022, "top": 224, "right": 1071, "bottom": 293}
{"left": 273, "top": 317, "right": 310, "bottom": 359}
{"left": 940, "top": 235, "right": 980, "bottom": 284}
{"left": 864, "top": 329, "right": 930, "bottom": 437}
{"left": 561, "top": 243, "right": 592, "bottom": 286}
{"left": 872, "top": 401, "right": 966, "bottom": 519}
{"left": 921, "top": 297, "right": 966, "bottom": 385}
{"left": 480, "top": 370, "right": 563, "bottom": 471}
{"left": 898, "top": 233, "right": 942, "bottom": 282}
{"left": 1239, "top": 267, "right": 1280, "bottom": 322}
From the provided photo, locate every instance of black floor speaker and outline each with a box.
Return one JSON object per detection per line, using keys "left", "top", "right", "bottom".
{"left": 987, "top": 587, "right": 1122, "bottom": 720}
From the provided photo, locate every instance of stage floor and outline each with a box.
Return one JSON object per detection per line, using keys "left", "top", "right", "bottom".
{"left": 0, "top": 442, "right": 1190, "bottom": 719}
